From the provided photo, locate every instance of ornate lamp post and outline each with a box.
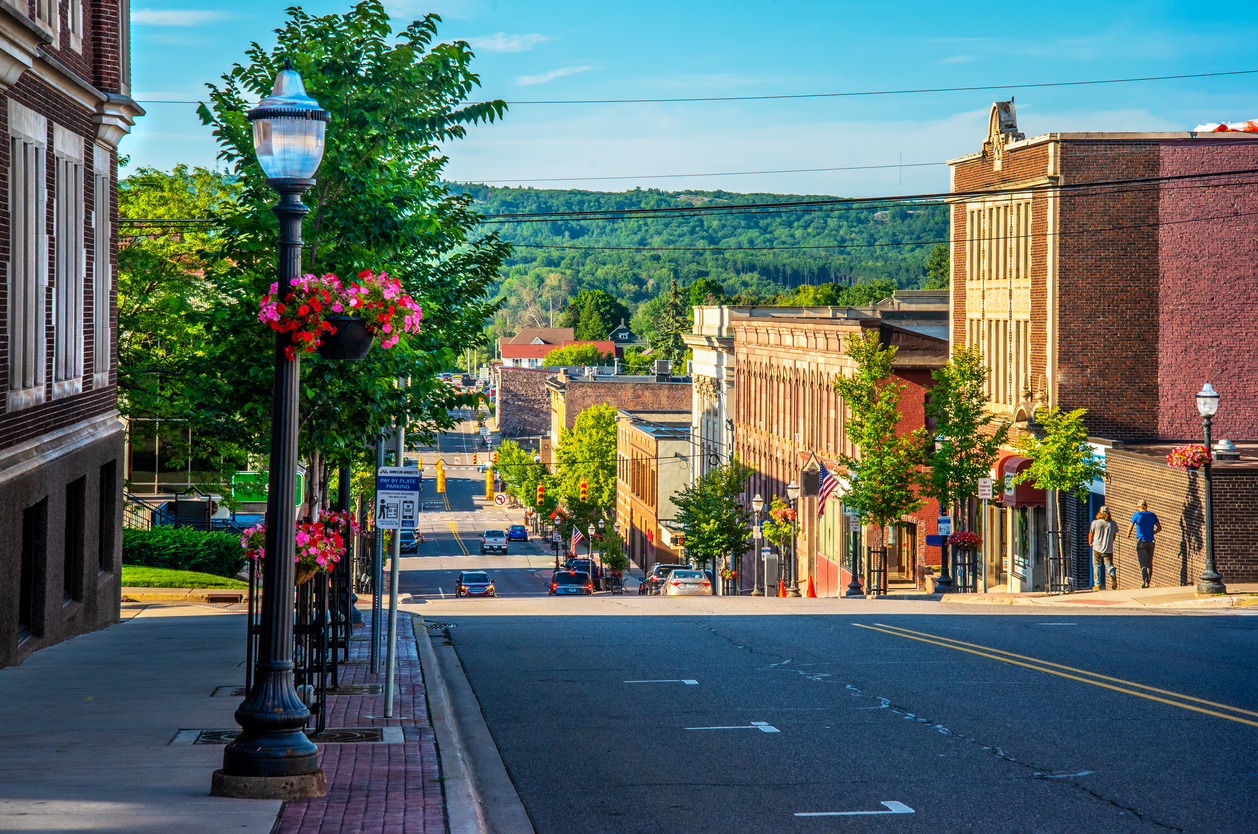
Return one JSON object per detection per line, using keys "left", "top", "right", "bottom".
{"left": 786, "top": 480, "right": 801, "bottom": 597}
{"left": 933, "top": 435, "right": 955, "bottom": 593}
{"left": 212, "top": 62, "right": 330, "bottom": 800}
{"left": 751, "top": 493, "right": 764, "bottom": 596}
{"left": 1195, "top": 383, "right": 1226, "bottom": 596}
{"left": 588, "top": 523, "right": 597, "bottom": 590}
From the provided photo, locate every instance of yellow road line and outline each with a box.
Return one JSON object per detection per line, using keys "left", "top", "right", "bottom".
{"left": 449, "top": 521, "right": 469, "bottom": 556}
{"left": 871, "top": 622, "right": 1258, "bottom": 718}
{"left": 852, "top": 623, "right": 1258, "bottom": 729}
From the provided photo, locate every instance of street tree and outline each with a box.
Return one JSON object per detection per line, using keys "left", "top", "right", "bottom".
{"left": 1011, "top": 406, "right": 1107, "bottom": 573}
{"left": 921, "top": 346, "right": 1011, "bottom": 520}
{"left": 833, "top": 331, "right": 925, "bottom": 547}
{"left": 169, "top": 1, "right": 508, "bottom": 508}
{"left": 650, "top": 277, "right": 689, "bottom": 366}
{"left": 541, "top": 343, "right": 613, "bottom": 368}
{"left": 672, "top": 456, "right": 754, "bottom": 572}
{"left": 556, "top": 289, "right": 629, "bottom": 340}
{"left": 553, "top": 404, "right": 618, "bottom": 530}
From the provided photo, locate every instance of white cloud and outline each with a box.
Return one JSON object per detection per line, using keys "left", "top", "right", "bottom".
{"left": 940, "top": 54, "right": 980, "bottom": 64}
{"left": 132, "top": 9, "right": 231, "bottom": 26}
{"left": 467, "top": 33, "right": 549, "bottom": 53}
{"left": 514, "top": 66, "right": 597, "bottom": 86}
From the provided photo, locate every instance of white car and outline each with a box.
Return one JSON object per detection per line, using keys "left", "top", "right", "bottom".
{"left": 479, "top": 529, "right": 508, "bottom": 554}
{"left": 662, "top": 569, "right": 711, "bottom": 596}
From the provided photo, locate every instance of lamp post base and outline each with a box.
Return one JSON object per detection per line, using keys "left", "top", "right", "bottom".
{"left": 750, "top": 590, "right": 764, "bottom": 596}
{"left": 786, "top": 582, "right": 802, "bottom": 598}
{"left": 211, "top": 769, "right": 327, "bottom": 800}
{"left": 1196, "top": 576, "right": 1227, "bottom": 596}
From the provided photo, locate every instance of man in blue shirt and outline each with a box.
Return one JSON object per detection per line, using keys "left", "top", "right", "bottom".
{"left": 1127, "top": 500, "right": 1162, "bottom": 588}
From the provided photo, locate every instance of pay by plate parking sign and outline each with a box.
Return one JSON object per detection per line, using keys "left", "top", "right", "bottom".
{"left": 377, "top": 466, "right": 421, "bottom": 530}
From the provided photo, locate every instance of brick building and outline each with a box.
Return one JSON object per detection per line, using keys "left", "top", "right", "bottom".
{"left": 0, "top": 1, "right": 141, "bottom": 667}
{"left": 732, "top": 311, "right": 947, "bottom": 596}
{"left": 544, "top": 369, "right": 691, "bottom": 464}
{"left": 949, "top": 100, "right": 1258, "bottom": 591}
{"left": 615, "top": 410, "right": 691, "bottom": 571}
{"left": 494, "top": 366, "right": 556, "bottom": 438}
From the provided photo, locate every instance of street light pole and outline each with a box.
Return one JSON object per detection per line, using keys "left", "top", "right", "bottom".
{"left": 1196, "top": 383, "right": 1226, "bottom": 596}
{"left": 213, "top": 62, "right": 329, "bottom": 800}
{"left": 933, "top": 436, "right": 954, "bottom": 593}
{"left": 786, "top": 480, "right": 801, "bottom": 597}
{"left": 751, "top": 493, "right": 764, "bottom": 596}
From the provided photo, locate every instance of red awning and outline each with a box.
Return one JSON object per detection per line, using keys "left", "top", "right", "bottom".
{"left": 1001, "top": 456, "right": 1046, "bottom": 507}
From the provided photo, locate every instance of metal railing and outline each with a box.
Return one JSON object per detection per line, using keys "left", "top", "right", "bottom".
{"left": 123, "top": 488, "right": 251, "bottom": 537}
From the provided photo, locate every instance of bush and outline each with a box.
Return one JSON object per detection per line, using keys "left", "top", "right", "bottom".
{"left": 122, "top": 526, "right": 245, "bottom": 578}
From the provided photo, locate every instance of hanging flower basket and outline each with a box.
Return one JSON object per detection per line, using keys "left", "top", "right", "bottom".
{"left": 259, "top": 270, "right": 423, "bottom": 360}
{"left": 950, "top": 530, "right": 982, "bottom": 550}
{"left": 317, "top": 315, "right": 373, "bottom": 361}
{"left": 1167, "top": 444, "right": 1210, "bottom": 470}
{"left": 239, "top": 511, "right": 359, "bottom": 580}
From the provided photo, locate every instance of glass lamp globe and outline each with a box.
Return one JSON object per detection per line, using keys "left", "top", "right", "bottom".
{"left": 247, "top": 63, "right": 330, "bottom": 180}
{"left": 787, "top": 480, "right": 801, "bottom": 501}
{"left": 752, "top": 493, "right": 764, "bottom": 513}
{"left": 1196, "top": 382, "right": 1220, "bottom": 418}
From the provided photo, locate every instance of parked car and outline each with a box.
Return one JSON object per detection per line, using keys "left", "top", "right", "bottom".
{"left": 549, "top": 570, "right": 593, "bottom": 596}
{"left": 479, "top": 529, "right": 508, "bottom": 554}
{"left": 455, "top": 571, "right": 495, "bottom": 598}
{"left": 642, "top": 563, "right": 690, "bottom": 595}
{"left": 565, "top": 558, "right": 604, "bottom": 589}
{"left": 506, "top": 524, "right": 529, "bottom": 542}
{"left": 662, "top": 569, "right": 712, "bottom": 596}
{"left": 399, "top": 530, "right": 419, "bottom": 554}
{"left": 460, "top": 374, "right": 475, "bottom": 387}
{"left": 440, "top": 373, "right": 452, "bottom": 382}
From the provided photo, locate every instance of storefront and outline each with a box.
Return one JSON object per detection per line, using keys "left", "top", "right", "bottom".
{"left": 887, "top": 521, "right": 917, "bottom": 583}
{"left": 997, "top": 456, "right": 1046, "bottom": 592}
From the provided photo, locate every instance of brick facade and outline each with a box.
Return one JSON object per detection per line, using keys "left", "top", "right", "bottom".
{"left": 0, "top": 2, "right": 141, "bottom": 667}
{"left": 732, "top": 314, "right": 946, "bottom": 595}
{"left": 546, "top": 372, "right": 691, "bottom": 458}
{"left": 494, "top": 366, "right": 555, "bottom": 438}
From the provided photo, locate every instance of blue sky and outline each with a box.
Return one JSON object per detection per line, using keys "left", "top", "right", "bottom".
{"left": 126, "top": 0, "right": 1258, "bottom": 196}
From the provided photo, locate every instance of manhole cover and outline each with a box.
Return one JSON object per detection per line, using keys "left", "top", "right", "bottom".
{"left": 329, "top": 684, "right": 383, "bottom": 696}
{"left": 211, "top": 685, "right": 246, "bottom": 697}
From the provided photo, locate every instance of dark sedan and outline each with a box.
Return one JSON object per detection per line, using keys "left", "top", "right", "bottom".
{"left": 641, "top": 563, "right": 690, "bottom": 595}
{"left": 549, "top": 571, "right": 593, "bottom": 596}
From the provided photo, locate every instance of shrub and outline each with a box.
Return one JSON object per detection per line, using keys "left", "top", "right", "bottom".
{"left": 122, "top": 526, "right": 245, "bottom": 578}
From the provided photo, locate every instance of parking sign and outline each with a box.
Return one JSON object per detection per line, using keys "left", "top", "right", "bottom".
{"left": 376, "top": 466, "right": 421, "bottom": 530}
{"left": 977, "top": 477, "right": 993, "bottom": 500}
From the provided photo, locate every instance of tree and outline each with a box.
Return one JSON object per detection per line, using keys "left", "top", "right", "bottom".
{"left": 630, "top": 295, "right": 668, "bottom": 343}
{"left": 174, "top": 2, "right": 508, "bottom": 508}
{"left": 672, "top": 456, "right": 754, "bottom": 572}
{"left": 923, "top": 243, "right": 950, "bottom": 289}
{"left": 921, "top": 347, "right": 1011, "bottom": 515}
{"left": 1012, "top": 407, "right": 1107, "bottom": 576}
{"left": 620, "top": 346, "right": 654, "bottom": 374}
{"left": 555, "top": 289, "right": 628, "bottom": 340}
{"left": 833, "top": 331, "right": 925, "bottom": 544}
{"left": 494, "top": 439, "right": 556, "bottom": 514}
{"left": 836, "top": 279, "right": 897, "bottom": 307}
{"left": 760, "top": 495, "right": 798, "bottom": 554}
{"left": 687, "top": 276, "right": 726, "bottom": 307}
{"left": 650, "top": 277, "right": 689, "bottom": 366}
{"left": 553, "top": 404, "right": 618, "bottom": 530}
{"left": 541, "top": 343, "right": 613, "bottom": 368}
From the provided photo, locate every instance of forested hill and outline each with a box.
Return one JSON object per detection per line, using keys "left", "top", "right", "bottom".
{"left": 455, "top": 184, "right": 948, "bottom": 337}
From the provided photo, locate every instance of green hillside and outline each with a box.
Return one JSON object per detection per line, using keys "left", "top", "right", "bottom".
{"left": 459, "top": 185, "right": 948, "bottom": 341}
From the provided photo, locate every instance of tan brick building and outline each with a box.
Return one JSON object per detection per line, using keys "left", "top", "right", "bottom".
{"left": 615, "top": 411, "right": 691, "bottom": 571}
{"left": 544, "top": 369, "right": 691, "bottom": 464}
{"left": 949, "top": 100, "right": 1258, "bottom": 591}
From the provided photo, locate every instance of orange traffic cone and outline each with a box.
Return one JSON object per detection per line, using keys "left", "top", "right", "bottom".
{"left": 778, "top": 580, "right": 786, "bottom": 597}
{"left": 807, "top": 576, "right": 817, "bottom": 598}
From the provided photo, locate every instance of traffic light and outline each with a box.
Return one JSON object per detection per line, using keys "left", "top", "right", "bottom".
{"left": 472, "top": 453, "right": 478, "bottom": 465}
{"left": 437, "top": 469, "right": 446, "bottom": 493}
{"left": 536, "top": 483, "right": 545, "bottom": 506}
{"left": 492, "top": 450, "right": 498, "bottom": 464}
{"left": 485, "top": 468, "right": 494, "bottom": 500}
{"left": 579, "top": 480, "right": 588, "bottom": 502}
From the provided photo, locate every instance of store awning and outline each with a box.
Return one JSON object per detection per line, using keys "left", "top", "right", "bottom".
{"left": 1001, "top": 456, "right": 1046, "bottom": 507}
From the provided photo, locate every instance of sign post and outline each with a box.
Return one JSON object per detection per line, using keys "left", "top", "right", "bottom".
{"left": 376, "top": 460, "right": 419, "bottom": 720}
{"left": 977, "top": 478, "right": 993, "bottom": 593}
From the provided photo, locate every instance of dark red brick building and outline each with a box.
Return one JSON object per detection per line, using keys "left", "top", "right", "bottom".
{"left": 0, "top": 1, "right": 141, "bottom": 667}
{"left": 949, "top": 101, "right": 1258, "bottom": 591}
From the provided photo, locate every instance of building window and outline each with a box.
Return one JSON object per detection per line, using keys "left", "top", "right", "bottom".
{"left": 65, "top": 476, "right": 86, "bottom": 603}
{"left": 53, "top": 126, "right": 87, "bottom": 398}
{"left": 8, "top": 102, "right": 48, "bottom": 412}
{"left": 99, "top": 461, "right": 117, "bottom": 573}
{"left": 69, "top": 0, "right": 83, "bottom": 51}
{"left": 93, "top": 147, "right": 112, "bottom": 387}
{"left": 19, "top": 499, "right": 48, "bottom": 642}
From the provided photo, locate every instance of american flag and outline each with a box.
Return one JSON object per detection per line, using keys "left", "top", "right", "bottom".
{"left": 570, "top": 525, "right": 585, "bottom": 554}
{"left": 818, "top": 461, "right": 838, "bottom": 516}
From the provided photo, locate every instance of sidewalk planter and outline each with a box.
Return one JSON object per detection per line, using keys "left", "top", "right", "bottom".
{"left": 317, "top": 315, "right": 373, "bottom": 361}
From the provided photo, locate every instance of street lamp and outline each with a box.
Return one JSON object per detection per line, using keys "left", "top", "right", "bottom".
{"left": 588, "top": 524, "right": 598, "bottom": 590}
{"left": 1195, "top": 383, "right": 1226, "bottom": 596}
{"left": 786, "top": 480, "right": 801, "bottom": 597}
{"left": 933, "top": 435, "right": 954, "bottom": 593}
{"left": 213, "top": 62, "right": 330, "bottom": 800}
{"left": 751, "top": 493, "right": 764, "bottom": 596}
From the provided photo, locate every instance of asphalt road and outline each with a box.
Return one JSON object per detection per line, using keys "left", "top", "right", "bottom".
{"left": 408, "top": 420, "right": 1258, "bottom": 832}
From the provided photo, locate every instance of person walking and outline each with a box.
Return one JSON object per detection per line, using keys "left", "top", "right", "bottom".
{"left": 1089, "top": 506, "right": 1118, "bottom": 590}
{"left": 1126, "top": 500, "right": 1162, "bottom": 588}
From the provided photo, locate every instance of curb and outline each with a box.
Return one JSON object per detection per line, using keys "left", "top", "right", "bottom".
{"left": 120, "top": 589, "right": 247, "bottom": 603}
{"left": 413, "top": 614, "right": 486, "bottom": 834}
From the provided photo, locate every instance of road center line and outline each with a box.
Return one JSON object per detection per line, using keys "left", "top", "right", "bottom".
{"left": 448, "top": 521, "right": 469, "bottom": 556}
{"left": 624, "top": 679, "right": 699, "bottom": 685}
{"left": 685, "top": 722, "right": 779, "bottom": 732}
{"left": 854, "top": 623, "right": 1258, "bottom": 728}
{"left": 796, "top": 801, "right": 915, "bottom": 817}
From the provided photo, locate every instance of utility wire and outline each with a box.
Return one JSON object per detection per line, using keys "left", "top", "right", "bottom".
{"left": 457, "top": 161, "right": 945, "bottom": 184}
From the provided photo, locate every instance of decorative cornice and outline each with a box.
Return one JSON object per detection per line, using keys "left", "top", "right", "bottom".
{"left": 94, "top": 92, "right": 144, "bottom": 148}
{"left": 0, "top": 5, "right": 50, "bottom": 90}
{"left": 0, "top": 411, "right": 122, "bottom": 485}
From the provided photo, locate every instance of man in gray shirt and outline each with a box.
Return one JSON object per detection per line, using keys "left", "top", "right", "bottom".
{"left": 1089, "top": 506, "right": 1118, "bottom": 590}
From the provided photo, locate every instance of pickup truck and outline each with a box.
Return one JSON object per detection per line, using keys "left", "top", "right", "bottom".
{"left": 479, "top": 529, "right": 508, "bottom": 554}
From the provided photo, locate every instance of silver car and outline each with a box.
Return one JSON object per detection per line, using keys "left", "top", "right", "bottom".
{"left": 662, "top": 569, "right": 711, "bottom": 596}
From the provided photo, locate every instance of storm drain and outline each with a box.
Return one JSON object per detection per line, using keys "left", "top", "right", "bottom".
{"left": 169, "top": 727, "right": 403, "bottom": 745}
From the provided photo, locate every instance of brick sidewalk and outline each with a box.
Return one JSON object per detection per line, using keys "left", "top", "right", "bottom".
{"left": 275, "top": 613, "right": 445, "bottom": 834}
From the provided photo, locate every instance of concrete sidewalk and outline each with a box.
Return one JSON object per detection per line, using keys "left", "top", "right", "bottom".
{"left": 936, "top": 582, "right": 1258, "bottom": 609}
{"left": 0, "top": 604, "right": 450, "bottom": 833}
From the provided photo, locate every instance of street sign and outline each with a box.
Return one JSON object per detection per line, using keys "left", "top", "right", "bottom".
{"left": 937, "top": 516, "right": 952, "bottom": 537}
{"left": 480, "top": 426, "right": 489, "bottom": 436}
{"left": 977, "top": 477, "right": 993, "bottom": 500}
{"left": 493, "top": 493, "right": 506, "bottom": 506}
{"left": 753, "top": 523, "right": 763, "bottom": 540}
{"left": 552, "top": 531, "right": 561, "bottom": 543}
{"left": 376, "top": 466, "right": 421, "bottom": 530}
{"left": 455, "top": 456, "right": 461, "bottom": 464}
{"left": 849, "top": 517, "right": 860, "bottom": 532}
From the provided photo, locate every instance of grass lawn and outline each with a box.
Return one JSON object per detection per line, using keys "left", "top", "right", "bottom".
{"left": 121, "top": 565, "right": 248, "bottom": 589}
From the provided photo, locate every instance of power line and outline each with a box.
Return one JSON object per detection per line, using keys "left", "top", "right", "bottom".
{"left": 457, "top": 162, "right": 945, "bottom": 184}
{"left": 131, "top": 68, "right": 1258, "bottom": 108}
